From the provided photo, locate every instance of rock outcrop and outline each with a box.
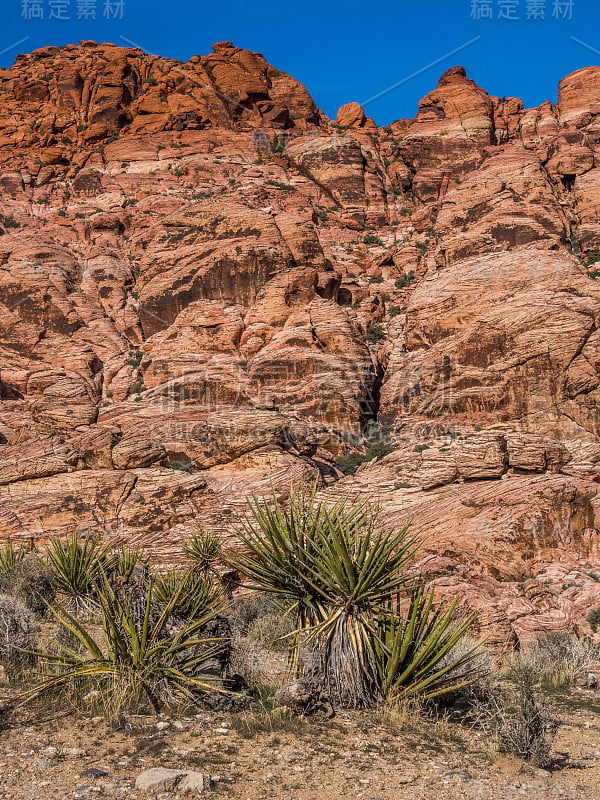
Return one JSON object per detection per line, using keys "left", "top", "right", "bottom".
{"left": 1, "top": 41, "right": 600, "bottom": 647}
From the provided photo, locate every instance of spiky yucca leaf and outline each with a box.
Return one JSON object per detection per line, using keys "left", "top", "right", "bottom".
{"left": 183, "top": 529, "right": 222, "bottom": 577}
{"left": 44, "top": 534, "right": 115, "bottom": 612}
{"left": 226, "top": 488, "right": 419, "bottom": 705}
{"left": 376, "top": 585, "right": 483, "bottom": 701}
{"left": 0, "top": 539, "right": 28, "bottom": 577}
{"left": 24, "top": 575, "right": 227, "bottom": 715}
{"left": 111, "top": 545, "right": 145, "bottom": 578}
{"left": 152, "top": 568, "right": 223, "bottom": 620}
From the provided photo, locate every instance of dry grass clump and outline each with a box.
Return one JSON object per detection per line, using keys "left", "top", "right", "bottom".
{"left": 512, "top": 633, "right": 600, "bottom": 689}
{"left": 228, "top": 594, "right": 292, "bottom": 689}
{"left": 0, "top": 554, "right": 55, "bottom": 617}
{"left": 0, "top": 594, "right": 40, "bottom": 679}
{"left": 473, "top": 662, "right": 560, "bottom": 767}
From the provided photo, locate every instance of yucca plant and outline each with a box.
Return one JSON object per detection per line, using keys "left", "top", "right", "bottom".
{"left": 152, "top": 568, "right": 223, "bottom": 620}
{"left": 0, "top": 539, "right": 28, "bottom": 577}
{"left": 227, "top": 488, "right": 420, "bottom": 707}
{"left": 375, "top": 585, "right": 483, "bottom": 701}
{"left": 183, "top": 529, "right": 222, "bottom": 577}
{"left": 44, "top": 534, "right": 115, "bottom": 612}
{"left": 25, "top": 575, "right": 227, "bottom": 716}
{"left": 111, "top": 545, "right": 145, "bottom": 579}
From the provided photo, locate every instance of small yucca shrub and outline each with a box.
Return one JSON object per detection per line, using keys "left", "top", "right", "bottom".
{"left": 26, "top": 575, "right": 227, "bottom": 716}
{"left": 183, "top": 529, "right": 222, "bottom": 577}
{"left": 0, "top": 540, "right": 28, "bottom": 577}
{"left": 227, "top": 489, "right": 484, "bottom": 708}
{"left": 111, "top": 545, "right": 145, "bottom": 579}
{"left": 45, "top": 534, "right": 114, "bottom": 612}
{"left": 375, "top": 585, "right": 482, "bottom": 701}
{"left": 152, "top": 568, "right": 223, "bottom": 620}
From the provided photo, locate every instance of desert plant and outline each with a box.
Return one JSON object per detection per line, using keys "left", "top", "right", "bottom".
{"left": 375, "top": 585, "right": 482, "bottom": 701}
{"left": 44, "top": 534, "right": 115, "bottom": 612}
{"left": 228, "top": 596, "right": 293, "bottom": 689}
{"left": 0, "top": 540, "right": 27, "bottom": 577}
{"left": 26, "top": 575, "right": 227, "bottom": 716}
{"left": 395, "top": 271, "right": 415, "bottom": 289}
{"left": 227, "top": 489, "right": 420, "bottom": 706}
{"left": 588, "top": 608, "right": 600, "bottom": 633}
{"left": 0, "top": 594, "right": 40, "bottom": 678}
{"left": 474, "top": 664, "right": 560, "bottom": 766}
{"left": 151, "top": 568, "right": 223, "bottom": 620}
{"left": 1, "top": 555, "right": 55, "bottom": 617}
{"left": 512, "top": 633, "right": 600, "bottom": 689}
{"left": 111, "top": 545, "right": 145, "bottom": 579}
{"left": 366, "top": 323, "right": 386, "bottom": 344}
{"left": 183, "top": 529, "right": 222, "bottom": 578}
{"left": 335, "top": 423, "right": 394, "bottom": 475}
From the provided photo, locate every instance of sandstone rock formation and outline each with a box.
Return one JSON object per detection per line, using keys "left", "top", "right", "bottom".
{"left": 1, "top": 42, "right": 600, "bottom": 647}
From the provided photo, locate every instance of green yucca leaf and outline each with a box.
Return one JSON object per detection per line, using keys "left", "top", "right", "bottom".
{"left": 183, "top": 529, "right": 222, "bottom": 576}
{"left": 23, "top": 573, "right": 228, "bottom": 716}
{"left": 151, "top": 569, "right": 224, "bottom": 620}
{"left": 45, "top": 533, "right": 115, "bottom": 611}
{"left": 0, "top": 539, "right": 28, "bottom": 576}
{"left": 112, "top": 545, "right": 145, "bottom": 577}
{"left": 376, "top": 586, "right": 483, "bottom": 701}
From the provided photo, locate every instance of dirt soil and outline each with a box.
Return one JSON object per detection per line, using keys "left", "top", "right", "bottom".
{"left": 0, "top": 688, "right": 598, "bottom": 800}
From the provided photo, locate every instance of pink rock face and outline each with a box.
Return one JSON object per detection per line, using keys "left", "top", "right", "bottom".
{"left": 1, "top": 43, "right": 600, "bottom": 648}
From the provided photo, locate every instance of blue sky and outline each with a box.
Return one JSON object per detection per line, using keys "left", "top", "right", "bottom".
{"left": 1, "top": 0, "right": 600, "bottom": 125}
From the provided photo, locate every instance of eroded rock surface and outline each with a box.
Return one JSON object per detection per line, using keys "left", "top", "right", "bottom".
{"left": 1, "top": 42, "right": 600, "bottom": 646}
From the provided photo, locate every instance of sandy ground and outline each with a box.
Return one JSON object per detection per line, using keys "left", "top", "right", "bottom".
{"left": 0, "top": 687, "right": 598, "bottom": 800}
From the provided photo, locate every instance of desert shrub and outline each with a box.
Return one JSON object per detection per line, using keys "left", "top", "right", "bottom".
{"left": 513, "top": 633, "right": 600, "bottom": 688}
{"left": 474, "top": 664, "right": 560, "bottom": 766}
{"left": 229, "top": 593, "right": 274, "bottom": 637}
{"left": 588, "top": 608, "right": 600, "bottom": 633}
{"left": 226, "top": 489, "right": 481, "bottom": 708}
{"left": 151, "top": 568, "right": 223, "bottom": 621}
{"left": 27, "top": 575, "right": 227, "bottom": 716}
{"left": 335, "top": 423, "right": 394, "bottom": 475}
{"left": 228, "top": 595, "right": 292, "bottom": 689}
{"left": 366, "top": 323, "right": 386, "bottom": 344}
{"left": 169, "top": 460, "right": 193, "bottom": 473}
{"left": 585, "top": 251, "right": 600, "bottom": 266}
{"left": 183, "top": 529, "right": 222, "bottom": 578}
{"left": 335, "top": 451, "right": 367, "bottom": 476}
{"left": 45, "top": 534, "right": 115, "bottom": 612}
{"left": 1, "top": 555, "right": 55, "bottom": 617}
{"left": 0, "top": 540, "right": 27, "bottom": 577}
{"left": 395, "top": 271, "right": 415, "bottom": 289}
{"left": 0, "top": 594, "right": 40, "bottom": 678}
